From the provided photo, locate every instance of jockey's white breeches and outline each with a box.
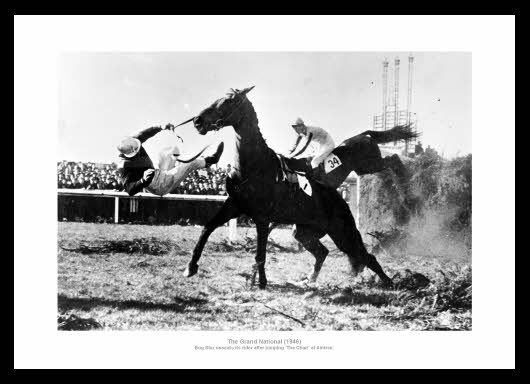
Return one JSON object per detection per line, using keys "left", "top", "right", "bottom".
{"left": 310, "top": 142, "right": 335, "bottom": 168}
{"left": 145, "top": 146, "right": 206, "bottom": 196}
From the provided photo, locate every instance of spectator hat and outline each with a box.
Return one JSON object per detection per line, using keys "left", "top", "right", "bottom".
{"left": 117, "top": 137, "right": 141, "bottom": 158}
{"left": 292, "top": 117, "right": 305, "bottom": 128}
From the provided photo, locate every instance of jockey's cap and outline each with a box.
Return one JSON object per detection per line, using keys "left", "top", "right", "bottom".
{"left": 292, "top": 117, "right": 305, "bottom": 127}
{"left": 117, "top": 137, "right": 141, "bottom": 158}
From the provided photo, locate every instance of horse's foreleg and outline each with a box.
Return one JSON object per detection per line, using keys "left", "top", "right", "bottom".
{"left": 183, "top": 198, "right": 240, "bottom": 277}
{"left": 253, "top": 222, "right": 270, "bottom": 289}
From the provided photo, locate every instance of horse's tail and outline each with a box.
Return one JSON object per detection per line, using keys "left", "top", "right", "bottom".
{"left": 359, "top": 123, "right": 420, "bottom": 144}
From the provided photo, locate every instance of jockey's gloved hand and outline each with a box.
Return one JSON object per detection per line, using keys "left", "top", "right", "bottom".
{"left": 142, "top": 169, "right": 155, "bottom": 185}
{"left": 164, "top": 123, "right": 175, "bottom": 132}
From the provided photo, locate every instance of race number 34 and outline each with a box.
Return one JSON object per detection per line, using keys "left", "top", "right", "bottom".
{"left": 324, "top": 154, "right": 342, "bottom": 173}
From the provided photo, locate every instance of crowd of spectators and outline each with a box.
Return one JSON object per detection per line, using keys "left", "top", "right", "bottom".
{"left": 57, "top": 161, "right": 122, "bottom": 191}
{"left": 57, "top": 160, "right": 231, "bottom": 195}
{"left": 58, "top": 160, "right": 354, "bottom": 200}
{"left": 171, "top": 164, "right": 230, "bottom": 196}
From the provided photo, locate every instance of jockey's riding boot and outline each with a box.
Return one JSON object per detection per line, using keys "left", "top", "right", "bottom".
{"left": 204, "top": 142, "right": 225, "bottom": 167}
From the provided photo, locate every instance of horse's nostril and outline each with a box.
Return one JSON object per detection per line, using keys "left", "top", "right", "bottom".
{"left": 193, "top": 116, "right": 202, "bottom": 126}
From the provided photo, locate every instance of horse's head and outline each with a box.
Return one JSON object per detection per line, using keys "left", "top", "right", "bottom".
{"left": 192, "top": 86, "right": 255, "bottom": 135}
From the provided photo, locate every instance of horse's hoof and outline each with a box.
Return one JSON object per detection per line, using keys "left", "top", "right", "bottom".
{"left": 183, "top": 263, "right": 199, "bottom": 277}
{"left": 308, "top": 273, "right": 319, "bottom": 284}
{"left": 380, "top": 278, "right": 394, "bottom": 289}
{"left": 258, "top": 277, "right": 268, "bottom": 289}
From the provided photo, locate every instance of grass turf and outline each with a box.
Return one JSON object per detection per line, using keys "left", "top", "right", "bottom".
{"left": 58, "top": 222, "right": 471, "bottom": 331}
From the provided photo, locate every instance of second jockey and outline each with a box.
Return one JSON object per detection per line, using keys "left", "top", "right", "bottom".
{"left": 285, "top": 117, "right": 335, "bottom": 177}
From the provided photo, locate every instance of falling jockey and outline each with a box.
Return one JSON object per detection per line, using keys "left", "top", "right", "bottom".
{"left": 116, "top": 123, "right": 224, "bottom": 196}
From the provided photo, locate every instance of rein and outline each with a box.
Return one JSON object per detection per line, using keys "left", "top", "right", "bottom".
{"left": 290, "top": 133, "right": 313, "bottom": 158}
{"left": 173, "top": 96, "right": 249, "bottom": 164}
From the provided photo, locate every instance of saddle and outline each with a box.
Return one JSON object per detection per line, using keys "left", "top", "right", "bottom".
{"left": 276, "top": 154, "right": 312, "bottom": 196}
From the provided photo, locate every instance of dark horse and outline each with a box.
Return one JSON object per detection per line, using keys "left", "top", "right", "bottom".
{"left": 181, "top": 86, "right": 395, "bottom": 288}
{"left": 268, "top": 122, "right": 419, "bottom": 235}
{"left": 289, "top": 125, "right": 418, "bottom": 189}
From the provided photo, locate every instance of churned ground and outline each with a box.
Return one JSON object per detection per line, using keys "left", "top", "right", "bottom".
{"left": 57, "top": 222, "right": 471, "bottom": 331}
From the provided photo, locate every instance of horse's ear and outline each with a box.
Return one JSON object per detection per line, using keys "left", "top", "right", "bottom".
{"left": 242, "top": 85, "right": 255, "bottom": 95}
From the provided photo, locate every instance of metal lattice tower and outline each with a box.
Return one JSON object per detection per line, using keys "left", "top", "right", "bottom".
{"left": 394, "top": 57, "right": 400, "bottom": 127}
{"left": 382, "top": 59, "right": 389, "bottom": 132}
{"left": 373, "top": 53, "right": 418, "bottom": 156}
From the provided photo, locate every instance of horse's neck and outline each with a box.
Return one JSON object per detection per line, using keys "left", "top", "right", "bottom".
{"left": 232, "top": 103, "right": 272, "bottom": 179}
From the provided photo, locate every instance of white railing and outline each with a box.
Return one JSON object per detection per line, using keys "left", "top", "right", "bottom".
{"left": 57, "top": 189, "right": 240, "bottom": 241}
{"left": 58, "top": 177, "right": 360, "bottom": 239}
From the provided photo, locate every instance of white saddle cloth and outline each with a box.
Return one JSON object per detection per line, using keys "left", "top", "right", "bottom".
{"left": 276, "top": 154, "right": 312, "bottom": 196}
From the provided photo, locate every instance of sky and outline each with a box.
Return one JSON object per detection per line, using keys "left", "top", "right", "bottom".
{"left": 58, "top": 52, "right": 471, "bottom": 166}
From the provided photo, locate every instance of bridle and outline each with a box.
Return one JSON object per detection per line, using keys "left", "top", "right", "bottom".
{"left": 175, "top": 94, "right": 249, "bottom": 132}
{"left": 172, "top": 89, "right": 252, "bottom": 167}
{"left": 209, "top": 95, "right": 249, "bottom": 131}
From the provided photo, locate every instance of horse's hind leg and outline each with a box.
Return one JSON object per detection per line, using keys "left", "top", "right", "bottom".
{"left": 354, "top": 228, "right": 393, "bottom": 286}
{"left": 293, "top": 224, "right": 328, "bottom": 282}
{"left": 326, "top": 222, "right": 366, "bottom": 277}
{"left": 364, "top": 251, "right": 393, "bottom": 287}
{"left": 327, "top": 216, "right": 393, "bottom": 286}
{"left": 356, "top": 229, "right": 393, "bottom": 287}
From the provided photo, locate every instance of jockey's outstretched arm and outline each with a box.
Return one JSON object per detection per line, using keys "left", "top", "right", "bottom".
{"left": 133, "top": 123, "right": 175, "bottom": 143}
{"left": 133, "top": 126, "right": 163, "bottom": 143}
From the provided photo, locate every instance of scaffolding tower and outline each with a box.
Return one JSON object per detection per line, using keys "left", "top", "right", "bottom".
{"left": 373, "top": 54, "right": 418, "bottom": 156}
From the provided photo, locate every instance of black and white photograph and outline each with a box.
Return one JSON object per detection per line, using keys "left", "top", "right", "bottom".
{"left": 56, "top": 51, "right": 472, "bottom": 331}
{"left": 14, "top": 14, "right": 515, "bottom": 370}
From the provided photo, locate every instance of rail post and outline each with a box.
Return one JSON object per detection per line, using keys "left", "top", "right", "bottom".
{"left": 228, "top": 218, "right": 239, "bottom": 243}
{"left": 348, "top": 175, "right": 361, "bottom": 229}
{"left": 114, "top": 196, "right": 119, "bottom": 223}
